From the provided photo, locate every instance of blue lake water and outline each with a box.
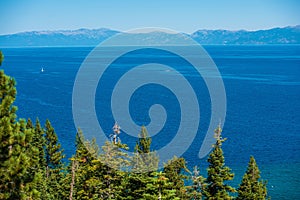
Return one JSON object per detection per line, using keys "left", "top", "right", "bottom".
{"left": 1, "top": 45, "right": 300, "bottom": 199}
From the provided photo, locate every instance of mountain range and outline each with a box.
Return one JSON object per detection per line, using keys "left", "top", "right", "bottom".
{"left": 0, "top": 26, "right": 299, "bottom": 47}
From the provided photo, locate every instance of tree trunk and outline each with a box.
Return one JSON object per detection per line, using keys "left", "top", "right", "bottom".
{"left": 69, "top": 160, "right": 77, "bottom": 200}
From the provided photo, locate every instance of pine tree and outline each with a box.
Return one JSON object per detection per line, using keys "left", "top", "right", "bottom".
{"left": 26, "top": 118, "right": 47, "bottom": 169}
{"left": 142, "top": 171, "right": 179, "bottom": 200}
{"left": 19, "top": 119, "right": 41, "bottom": 198}
{"left": 123, "top": 126, "right": 159, "bottom": 199}
{"left": 187, "top": 166, "right": 206, "bottom": 199}
{"left": 44, "top": 119, "right": 65, "bottom": 199}
{"left": 66, "top": 128, "right": 131, "bottom": 199}
{"left": 237, "top": 156, "right": 268, "bottom": 200}
{"left": 0, "top": 51, "right": 3, "bottom": 66}
{"left": 34, "top": 118, "right": 46, "bottom": 168}
{"left": 132, "top": 125, "right": 159, "bottom": 173}
{"left": 163, "top": 156, "right": 190, "bottom": 199}
{"left": 135, "top": 125, "right": 151, "bottom": 154}
{"left": 203, "top": 125, "right": 235, "bottom": 200}
{"left": 67, "top": 129, "right": 104, "bottom": 200}
{"left": 45, "top": 119, "right": 65, "bottom": 173}
{"left": 100, "top": 141, "right": 130, "bottom": 199}
{"left": 75, "top": 129, "right": 94, "bottom": 162}
{"left": 0, "top": 59, "right": 40, "bottom": 199}
{"left": 30, "top": 118, "right": 49, "bottom": 200}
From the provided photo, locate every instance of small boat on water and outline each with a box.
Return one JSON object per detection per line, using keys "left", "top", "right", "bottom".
{"left": 41, "top": 67, "right": 44, "bottom": 72}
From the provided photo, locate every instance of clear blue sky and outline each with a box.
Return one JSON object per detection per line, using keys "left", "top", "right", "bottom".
{"left": 1, "top": 0, "right": 299, "bottom": 35}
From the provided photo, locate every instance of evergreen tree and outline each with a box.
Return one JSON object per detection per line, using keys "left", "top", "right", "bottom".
{"left": 19, "top": 119, "right": 41, "bottom": 198}
{"left": 0, "top": 51, "right": 3, "bottom": 66}
{"left": 45, "top": 119, "right": 65, "bottom": 173}
{"left": 163, "top": 156, "right": 189, "bottom": 199}
{"left": 132, "top": 125, "right": 158, "bottom": 173}
{"left": 31, "top": 118, "right": 50, "bottom": 200}
{"left": 75, "top": 129, "right": 95, "bottom": 162}
{"left": 142, "top": 171, "right": 179, "bottom": 200}
{"left": 100, "top": 141, "right": 130, "bottom": 199}
{"left": 237, "top": 156, "right": 268, "bottom": 200}
{"left": 34, "top": 118, "right": 46, "bottom": 168}
{"left": 187, "top": 166, "right": 206, "bottom": 199}
{"left": 26, "top": 118, "right": 34, "bottom": 129}
{"left": 66, "top": 128, "right": 130, "bottom": 199}
{"left": 203, "top": 125, "right": 235, "bottom": 200}
{"left": 123, "top": 126, "right": 159, "bottom": 199}
{"left": 135, "top": 125, "right": 151, "bottom": 154}
{"left": 26, "top": 118, "right": 47, "bottom": 168}
{"left": 0, "top": 60, "right": 40, "bottom": 199}
{"left": 67, "top": 129, "right": 104, "bottom": 200}
{"left": 44, "top": 119, "right": 65, "bottom": 199}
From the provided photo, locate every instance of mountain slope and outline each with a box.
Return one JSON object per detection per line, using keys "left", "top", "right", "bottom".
{"left": 191, "top": 25, "right": 300, "bottom": 44}
{"left": 0, "top": 26, "right": 299, "bottom": 47}
{"left": 0, "top": 28, "right": 119, "bottom": 47}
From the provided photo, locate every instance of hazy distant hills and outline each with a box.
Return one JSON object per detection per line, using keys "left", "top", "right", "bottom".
{"left": 0, "top": 28, "right": 119, "bottom": 47}
{"left": 0, "top": 26, "right": 299, "bottom": 47}
{"left": 191, "top": 25, "right": 300, "bottom": 44}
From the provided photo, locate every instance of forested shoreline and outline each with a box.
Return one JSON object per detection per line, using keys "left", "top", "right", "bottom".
{"left": 0, "top": 51, "right": 269, "bottom": 199}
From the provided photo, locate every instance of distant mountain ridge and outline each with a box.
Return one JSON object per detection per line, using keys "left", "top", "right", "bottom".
{"left": 0, "top": 26, "right": 299, "bottom": 47}
{"left": 0, "top": 28, "right": 120, "bottom": 47}
{"left": 191, "top": 25, "right": 300, "bottom": 44}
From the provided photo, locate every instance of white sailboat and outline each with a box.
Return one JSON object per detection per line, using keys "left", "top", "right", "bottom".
{"left": 41, "top": 67, "right": 44, "bottom": 72}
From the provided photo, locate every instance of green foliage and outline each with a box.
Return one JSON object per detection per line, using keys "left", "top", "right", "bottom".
{"left": 34, "top": 118, "right": 47, "bottom": 168}
{"left": 122, "top": 126, "right": 160, "bottom": 199}
{"left": 187, "top": 166, "right": 206, "bottom": 199}
{"left": 135, "top": 125, "right": 151, "bottom": 153}
{"left": 0, "top": 51, "right": 3, "bottom": 66}
{"left": 142, "top": 171, "right": 179, "bottom": 200}
{"left": 0, "top": 69, "right": 41, "bottom": 199}
{"left": 44, "top": 119, "right": 65, "bottom": 199}
{"left": 203, "top": 125, "right": 235, "bottom": 200}
{"left": 45, "top": 119, "right": 65, "bottom": 171}
{"left": 163, "top": 156, "right": 190, "bottom": 198}
{"left": 66, "top": 129, "right": 131, "bottom": 200}
{"left": 99, "top": 141, "right": 130, "bottom": 199}
{"left": 132, "top": 126, "right": 159, "bottom": 173}
{"left": 237, "top": 156, "right": 268, "bottom": 200}
{"left": 66, "top": 130, "right": 104, "bottom": 199}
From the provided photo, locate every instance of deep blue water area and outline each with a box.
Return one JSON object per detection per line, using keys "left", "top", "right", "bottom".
{"left": 1, "top": 45, "right": 299, "bottom": 199}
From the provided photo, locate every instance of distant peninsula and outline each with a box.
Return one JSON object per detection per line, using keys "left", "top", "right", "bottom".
{"left": 0, "top": 25, "right": 299, "bottom": 47}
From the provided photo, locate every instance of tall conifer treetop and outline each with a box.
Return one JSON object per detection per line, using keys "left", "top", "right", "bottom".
{"left": 132, "top": 125, "right": 158, "bottom": 173}
{"left": 203, "top": 125, "right": 235, "bottom": 199}
{"left": 237, "top": 156, "right": 268, "bottom": 200}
